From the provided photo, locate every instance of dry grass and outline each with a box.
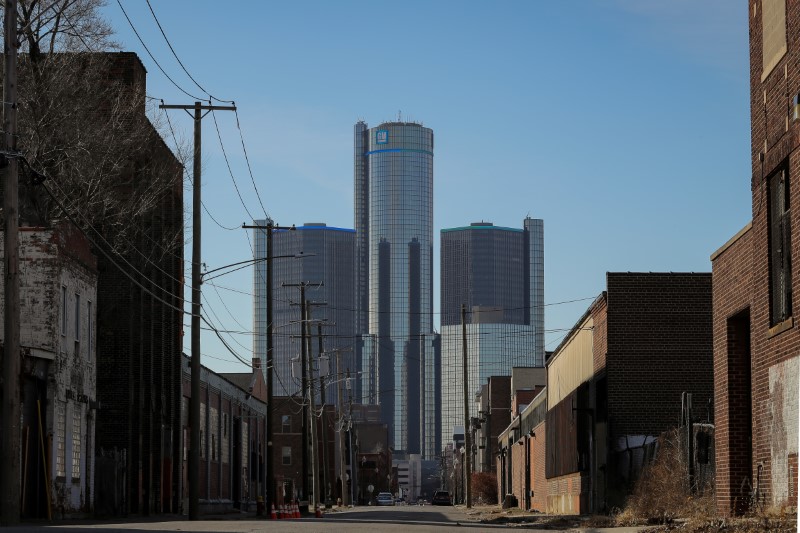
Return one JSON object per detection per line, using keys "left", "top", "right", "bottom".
{"left": 610, "top": 429, "right": 797, "bottom": 532}
{"left": 613, "top": 430, "right": 714, "bottom": 526}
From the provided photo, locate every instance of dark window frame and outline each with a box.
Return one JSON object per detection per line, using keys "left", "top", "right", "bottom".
{"left": 768, "top": 165, "right": 792, "bottom": 326}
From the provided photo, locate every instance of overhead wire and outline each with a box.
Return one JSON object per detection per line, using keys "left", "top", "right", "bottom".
{"left": 45, "top": 176, "right": 185, "bottom": 303}
{"left": 143, "top": 0, "right": 235, "bottom": 104}
{"left": 115, "top": 0, "right": 206, "bottom": 101}
{"left": 138, "top": 0, "right": 270, "bottom": 225}
{"left": 40, "top": 179, "right": 192, "bottom": 317}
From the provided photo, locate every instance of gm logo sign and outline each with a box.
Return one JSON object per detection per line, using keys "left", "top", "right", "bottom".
{"left": 376, "top": 130, "right": 389, "bottom": 144}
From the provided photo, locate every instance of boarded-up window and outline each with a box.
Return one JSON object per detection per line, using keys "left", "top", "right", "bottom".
{"left": 55, "top": 401, "right": 66, "bottom": 478}
{"left": 72, "top": 406, "right": 82, "bottom": 480}
{"left": 762, "top": 0, "right": 787, "bottom": 80}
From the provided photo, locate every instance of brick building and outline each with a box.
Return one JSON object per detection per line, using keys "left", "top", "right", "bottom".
{"left": 496, "top": 367, "right": 546, "bottom": 505}
{"left": 711, "top": 0, "right": 800, "bottom": 516}
{"left": 181, "top": 357, "right": 267, "bottom": 514}
{"left": 474, "top": 376, "right": 511, "bottom": 474}
{"left": 1, "top": 224, "right": 97, "bottom": 517}
{"left": 92, "top": 53, "right": 184, "bottom": 516}
{"left": 496, "top": 388, "right": 546, "bottom": 511}
{"left": 499, "top": 273, "right": 713, "bottom": 514}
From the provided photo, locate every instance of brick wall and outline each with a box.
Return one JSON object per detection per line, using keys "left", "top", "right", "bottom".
{"left": 487, "top": 376, "right": 511, "bottom": 473}
{"left": 92, "top": 53, "right": 184, "bottom": 515}
{"left": 748, "top": 0, "right": 800, "bottom": 514}
{"left": 712, "top": 225, "right": 754, "bottom": 515}
{"left": 547, "top": 471, "right": 589, "bottom": 514}
{"left": 531, "top": 420, "right": 547, "bottom": 512}
{"left": 708, "top": 0, "right": 800, "bottom": 516}
{"left": 605, "top": 273, "right": 714, "bottom": 438}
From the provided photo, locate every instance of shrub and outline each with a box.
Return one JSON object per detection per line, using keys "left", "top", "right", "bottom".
{"left": 471, "top": 472, "right": 498, "bottom": 505}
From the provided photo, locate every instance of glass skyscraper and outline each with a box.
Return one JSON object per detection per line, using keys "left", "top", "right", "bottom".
{"left": 354, "top": 120, "right": 436, "bottom": 457}
{"left": 439, "top": 219, "right": 544, "bottom": 447}
{"left": 252, "top": 221, "right": 357, "bottom": 406}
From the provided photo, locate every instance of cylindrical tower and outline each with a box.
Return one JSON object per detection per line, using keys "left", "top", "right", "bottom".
{"left": 366, "top": 121, "right": 434, "bottom": 454}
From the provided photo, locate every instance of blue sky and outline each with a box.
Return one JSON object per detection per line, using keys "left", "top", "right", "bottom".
{"left": 104, "top": 1, "right": 751, "bottom": 374}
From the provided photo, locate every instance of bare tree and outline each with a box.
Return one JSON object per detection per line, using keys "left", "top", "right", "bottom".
{"left": 1, "top": 0, "right": 186, "bottom": 258}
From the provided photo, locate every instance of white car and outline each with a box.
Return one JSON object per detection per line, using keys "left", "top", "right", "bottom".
{"left": 376, "top": 492, "right": 395, "bottom": 506}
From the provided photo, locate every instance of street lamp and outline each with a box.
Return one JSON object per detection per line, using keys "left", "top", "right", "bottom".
{"left": 195, "top": 248, "right": 310, "bottom": 514}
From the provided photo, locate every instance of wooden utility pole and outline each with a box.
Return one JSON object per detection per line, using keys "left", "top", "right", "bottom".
{"left": 242, "top": 222, "right": 296, "bottom": 520}
{"left": 335, "top": 350, "right": 348, "bottom": 506}
{"left": 285, "top": 281, "right": 324, "bottom": 509}
{"left": 461, "top": 304, "right": 472, "bottom": 508}
{"left": 159, "top": 102, "right": 235, "bottom": 520}
{"left": 306, "top": 301, "right": 320, "bottom": 514}
{"left": 317, "top": 323, "right": 328, "bottom": 506}
{"left": 1, "top": 1, "right": 20, "bottom": 525}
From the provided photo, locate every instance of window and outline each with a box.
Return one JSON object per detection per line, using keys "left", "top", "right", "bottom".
{"left": 55, "top": 401, "right": 66, "bottom": 478}
{"left": 72, "top": 406, "right": 82, "bottom": 480}
{"left": 769, "top": 167, "right": 792, "bottom": 325}
{"left": 61, "top": 286, "right": 67, "bottom": 336}
{"left": 281, "top": 414, "right": 291, "bottom": 433}
{"left": 75, "top": 293, "right": 80, "bottom": 340}
{"left": 282, "top": 446, "right": 292, "bottom": 466}
{"left": 87, "top": 301, "right": 92, "bottom": 359}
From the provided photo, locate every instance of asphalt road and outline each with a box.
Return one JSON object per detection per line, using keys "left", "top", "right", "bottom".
{"left": 0, "top": 505, "right": 648, "bottom": 532}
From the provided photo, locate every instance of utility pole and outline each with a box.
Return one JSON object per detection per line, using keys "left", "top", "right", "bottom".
{"left": 306, "top": 300, "right": 320, "bottom": 514}
{"left": 316, "top": 322, "right": 331, "bottom": 507}
{"left": 347, "top": 368, "right": 356, "bottom": 506}
{"left": 160, "top": 101, "right": 235, "bottom": 520}
{"left": 1, "top": 1, "right": 20, "bottom": 525}
{"left": 242, "top": 222, "right": 295, "bottom": 520}
{"left": 461, "top": 304, "right": 472, "bottom": 508}
{"left": 284, "top": 281, "right": 324, "bottom": 510}
{"left": 335, "top": 351, "right": 348, "bottom": 506}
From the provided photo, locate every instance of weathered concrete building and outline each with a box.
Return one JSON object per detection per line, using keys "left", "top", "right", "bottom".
{"left": 711, "top": 0, "right": 800, "bottom": 516}
{"left": 0, "top": 224, "right": 97, "bottom": 517}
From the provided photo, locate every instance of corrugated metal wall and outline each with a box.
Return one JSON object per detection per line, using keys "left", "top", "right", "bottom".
{"left": 547, "top": 316, "right": 593, "bottom": 408}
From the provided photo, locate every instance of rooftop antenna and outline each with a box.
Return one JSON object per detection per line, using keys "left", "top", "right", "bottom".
{"left": 398, "top": 109, "right": 401, "bottom": 122}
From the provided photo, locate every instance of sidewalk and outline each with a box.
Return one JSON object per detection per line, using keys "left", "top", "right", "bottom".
{"left": 454, "top": 504, "right": 652, "bottom": 531}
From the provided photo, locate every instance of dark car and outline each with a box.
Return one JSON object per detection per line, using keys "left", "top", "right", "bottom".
{"left": 431, "top": 490, "right": 452, "bottom": 506}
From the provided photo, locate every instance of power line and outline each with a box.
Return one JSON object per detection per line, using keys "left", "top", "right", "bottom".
{"left": 115, "top": 0, "right": 205, "bottom": 101}
{"left": 45, "top": 176, "right": 184, "bottom": 304}
{"left": 40, "top": 180, "right": 191, "bottom": 317}
{"left": 144, "top": 0, "right": 234, "bottom": 104}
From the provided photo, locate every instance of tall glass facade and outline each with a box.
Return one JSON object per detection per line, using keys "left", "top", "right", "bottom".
{"left": 354, "top": 121, "right": 435, "bottom": 457}
{"left": 252, "top": 222, "right": 357, "bottom": 406}
{"left": 439, "top": 322, "right": 537, "bottom": 447}
{"left": 439, "top": 219, "right": 544, "bottom": 446}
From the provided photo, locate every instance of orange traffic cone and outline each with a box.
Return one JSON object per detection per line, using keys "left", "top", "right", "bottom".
{"left": 294, "top": 501, "right": 301, "bottom": 518}
{"left": 270, "top": 503, "right": 278, "bottom": 520}
{"left": 315, "top": 504, "right": 322, "bottom": 518}
{"left": 281, "top": 504, "right": 288, "bottom": 519}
